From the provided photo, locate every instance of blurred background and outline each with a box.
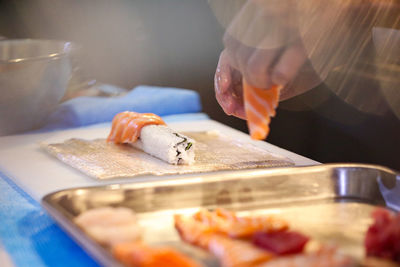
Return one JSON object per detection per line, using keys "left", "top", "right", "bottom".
{"left": 0, "top": 0, "right": 399, "bottom": 169}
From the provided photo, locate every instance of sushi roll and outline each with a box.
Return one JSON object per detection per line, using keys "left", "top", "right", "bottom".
{"left": 108, "top": 111, "right": 195, "bottom": 165}
{"left": 131, "top": 125, "right": 195, "bottom": 165}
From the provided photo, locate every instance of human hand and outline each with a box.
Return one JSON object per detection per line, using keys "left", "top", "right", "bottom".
{"left": 223, "top": 34, "right": 319, "bottom": 101}
{"left": 214, "top": 0, "right": 322, "bottom": 119}
{"left": 214, "top": 45, "right": 322, "bottom": 119}
{"left": 213, "top": 0, "right": 400, "bottom": 120}
{"left": 222, "top": 0, "right": 305, "bottom": 89}
{"left": 214, "top": 50, "right": 246, "bottom": 119}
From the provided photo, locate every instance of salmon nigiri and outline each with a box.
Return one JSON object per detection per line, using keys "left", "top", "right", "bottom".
{"left": 242, "top": 80, "right": 282, "bottom": 140}
{"left": 107, "top": 111, "right": 195, "bottom": 165}
{"left": 107, "top": 111, "right": 166, "bottom": 144}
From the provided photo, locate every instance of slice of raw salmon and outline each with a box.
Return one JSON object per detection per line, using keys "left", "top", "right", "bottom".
{"left": 107, "top": 111, "right": 165, "bottom": 144}
{"left": 112, "top": 242, "right": 203, "bottom": 267}
{"left": 242, "top": 80, "right": 282, "bottom": 140}
{"left": 175, "top": 214, "right": 274, "bottom": 267}
{"left": 193, "top": 208, "right": 288, "bottom": 238}
{"left": 208, "top": 235, "right": 275, "bottom": 267}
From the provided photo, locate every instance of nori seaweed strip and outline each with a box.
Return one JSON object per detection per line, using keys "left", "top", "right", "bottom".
{"left": 173, "top": 133, "right": 187, "bottom": 147}
{"left": 185, "top": 143, "right": 192, "bottom": 151}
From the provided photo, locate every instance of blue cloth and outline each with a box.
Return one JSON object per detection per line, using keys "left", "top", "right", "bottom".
{"left": 42, "top": 85, "right": 202, "bottom": 130}
{"left": 0, "top": 172, "right": 99, "bottom": 267}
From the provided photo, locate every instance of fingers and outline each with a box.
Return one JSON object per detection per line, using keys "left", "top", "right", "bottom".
{"left": 271, "top": 41, "right": 307, "bottom": 87}
{"left": 224, "top": 33, "right": 281, "bottom": 90}
{"left": 215, "top": 51, "right": 232, "bottom": 95}
{"left": 223, "top": 0, "right": 277, "bottom": 89}
{"left": 223, "top": 33, "right": 250, "bottom": 73}
{"left": 222, "top": 38, "right": 309, "bottom": 103}
{"left": 243, "top": 47, "right": 280, "bottom": 89}
{"left": 214, "top": 50, "right": 246, "bottom": 120}
{"left": 240, "top": 7, "right": 282, "bottom": 89}
{"left": 216, "top": 90, "right": 246, "bottom": 120}
{"left": 215, "top": 77, "right": 246, "bottom": 120}
{"left": 222, "top": 0, "right": 301, "bottom": 90}
{"left": 279, "top": 60, "right": 323, "bottom": 101}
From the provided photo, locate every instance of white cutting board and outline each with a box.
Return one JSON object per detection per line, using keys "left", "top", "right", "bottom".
{"left": 0, "top": 119, "right": 318, "bottom": 202}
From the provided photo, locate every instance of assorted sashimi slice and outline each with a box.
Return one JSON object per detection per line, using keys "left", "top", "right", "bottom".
{"left": 252, "top": 231, "right": 309, "bottom": 255}
{"left": 112, "top": 242, "right": 203, "bottom": 267}
{"left": 74, "top": 207, "right": 141, "bottom": 246}
{"left": 73, "top": 206, "right": 398, "bottom": 267}
{"left": 364, "top": 209, "right": 400, "bottom": 262}
{"left": 75, "top": 207, "right": 203, "bottom": 267}
{"left": 174, "top": 208, "right": 355, "bottom": 267}
{"left": 208, "top": 235, "right": 274, "bottom": 267}
{"left": 192, "top": 208, "right": 288, "bottom": 238}
{"left": 174, "top": 211, "right": 275, "bottom": 267}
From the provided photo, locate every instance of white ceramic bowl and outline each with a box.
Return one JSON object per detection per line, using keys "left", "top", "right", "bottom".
{"left": 0, "top": 39, "right": 73, "bottom": 136}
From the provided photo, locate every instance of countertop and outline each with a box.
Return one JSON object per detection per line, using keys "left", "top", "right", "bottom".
{"left": 0, "top": 119, "right": 318, "bottom": 267}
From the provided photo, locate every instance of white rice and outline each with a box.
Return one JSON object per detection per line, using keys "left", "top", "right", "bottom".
{"left": 131, "top": 125, "right": 195, "bottom": 165}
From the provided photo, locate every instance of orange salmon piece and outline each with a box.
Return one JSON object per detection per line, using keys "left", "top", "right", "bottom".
{"left": 175, "top": 211, "right": 276, "bottom": 267}
{"left": 107, "top": 111, "right": 165, "bottom": 144}
{"left": 242, "top": 80, "right": 281, "bottom": 140}
{"left": 209, "top": 235, "right": 274, "bottom": 267}
{"left": 112, "top": 242, "right": 203, "bottom": 267}
{"left": 174, "top": 214, "right": 215, "bottom": 249}
{"left": 193, "top": 208, "right": 288, "bottom": 238}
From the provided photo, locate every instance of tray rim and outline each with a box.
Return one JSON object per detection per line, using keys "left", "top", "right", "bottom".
{"left": 41, "top": 163, "right": 399, "bottom": 267}
{"left": 41, "top": 200, "right": 123, "bottom": 267}
{"left": 42, "top": 163, "right": 398, "bottom": 201}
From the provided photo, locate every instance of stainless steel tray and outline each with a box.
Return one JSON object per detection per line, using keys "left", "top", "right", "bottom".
{"left": 42, "top": 163, "right": 400, "bottom": 267}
